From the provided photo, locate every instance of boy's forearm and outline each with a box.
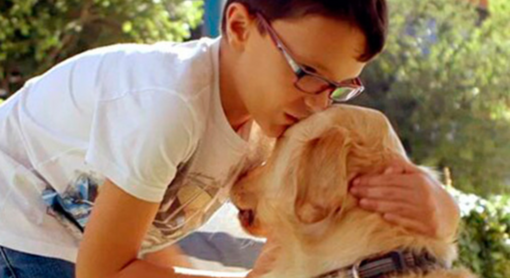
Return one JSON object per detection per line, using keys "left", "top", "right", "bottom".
{"left": 143, "top": 244, "right": 194, "bottom": 268}
{"left": 114, "top": 259, "right": 248, "bottom": 278}
{"left": 174, "top": 266, "right": 250, "bottom": 278}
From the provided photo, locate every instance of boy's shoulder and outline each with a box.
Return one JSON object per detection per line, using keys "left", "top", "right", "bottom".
{"left": 76, "top": 38, "right": 211, "bottom": 73}
{"left": 69, "top": 37, "right": 221, "bottom": 101}
{"left": 88, "top": 37, "right": 215, "bottom": 59}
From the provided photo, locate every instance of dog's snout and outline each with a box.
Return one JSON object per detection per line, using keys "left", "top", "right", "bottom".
{"left": 238, "top": 209, "right": 255, "bottom": 227}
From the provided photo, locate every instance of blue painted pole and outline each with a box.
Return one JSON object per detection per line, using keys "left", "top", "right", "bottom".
{"left": 204, "top": 0, "right": 225, "bottom": 37}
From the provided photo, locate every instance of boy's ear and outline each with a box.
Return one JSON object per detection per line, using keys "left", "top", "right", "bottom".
{"left": 224, "top": 3, "right": 257, "bottom": 51}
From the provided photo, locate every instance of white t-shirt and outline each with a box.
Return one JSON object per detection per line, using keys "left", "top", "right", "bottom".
{"left": 0, "top": 37, "right": 253, "bottom": 263}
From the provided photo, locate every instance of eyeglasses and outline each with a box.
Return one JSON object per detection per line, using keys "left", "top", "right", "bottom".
{"left": 256, "top": 13, "right": 364, "bottom": 103}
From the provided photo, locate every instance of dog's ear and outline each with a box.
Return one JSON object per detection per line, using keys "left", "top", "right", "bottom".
{"left": 294, "top": 126, "right": 351, "bottom": 224}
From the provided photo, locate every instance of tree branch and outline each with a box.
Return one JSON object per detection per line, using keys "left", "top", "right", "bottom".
{"left": 38, "top": 0, "right": 94, "bottom": 73}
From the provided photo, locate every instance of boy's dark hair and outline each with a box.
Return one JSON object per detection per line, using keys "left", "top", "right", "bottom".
{"left": 221, "top": 0, "right": 388, "bottom": 62}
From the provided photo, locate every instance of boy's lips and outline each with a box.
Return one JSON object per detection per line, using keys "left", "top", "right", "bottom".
{"left": 284, "top": 113, "right": 300, "bottom": 124}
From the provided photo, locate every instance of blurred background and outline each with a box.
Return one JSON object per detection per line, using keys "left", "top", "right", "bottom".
{"left": 0, "top": 0, "right": 509, "bottom": 277}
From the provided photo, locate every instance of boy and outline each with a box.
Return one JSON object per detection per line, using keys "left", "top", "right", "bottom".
{"left": 0, "top": 1, "right": 459, "bottom": 277}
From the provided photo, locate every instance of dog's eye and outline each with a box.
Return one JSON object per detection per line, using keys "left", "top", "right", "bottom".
{"left": 237, "top": 171, "right": 249, "bottom": 181}
{"left": 334, "top": 206, "right": 342, "bottom": 215}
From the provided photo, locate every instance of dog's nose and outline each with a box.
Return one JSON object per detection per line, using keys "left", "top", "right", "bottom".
{"left": 239, "top": 209, "right": 255, "bottom": 227}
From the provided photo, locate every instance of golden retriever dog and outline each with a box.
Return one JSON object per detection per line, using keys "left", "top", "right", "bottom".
{"left": 231, "top": 105, "right": 475, "bottom": 278}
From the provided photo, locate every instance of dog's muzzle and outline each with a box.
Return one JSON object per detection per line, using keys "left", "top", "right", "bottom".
{"left": 238, "top": 209, "right": 255, "bottom": 227}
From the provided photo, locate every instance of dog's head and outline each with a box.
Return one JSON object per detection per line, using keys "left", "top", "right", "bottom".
{"left": 231, "top": 105, "right": 407, "bottom": 239}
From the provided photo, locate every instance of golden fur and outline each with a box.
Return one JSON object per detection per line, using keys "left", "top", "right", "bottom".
{"left": 231, "top": 105, "right": 476, "bottom": 278}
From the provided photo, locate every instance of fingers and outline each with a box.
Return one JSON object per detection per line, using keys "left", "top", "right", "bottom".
{"left": 384, "top": 156, "right": 422, "bottom": 174}
{"left": 351, "top": 184, "right": 415, "bottom": 202}
{"left": 352, "top": 173, "right": 415, "bottom": 188}
{"left": 358, "top": 199, "right": 420, "bottom": 218}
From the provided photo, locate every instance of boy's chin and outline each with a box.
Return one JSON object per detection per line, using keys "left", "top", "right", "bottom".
{"left": 260, "top": 124, "right": 288, "bottom": 138}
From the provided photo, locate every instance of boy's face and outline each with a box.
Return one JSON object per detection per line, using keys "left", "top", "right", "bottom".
{"left": 225, "top": 5, "right": 368, "bottom": 138}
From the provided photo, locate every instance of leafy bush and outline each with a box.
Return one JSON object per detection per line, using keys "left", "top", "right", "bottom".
{"left": 453, "top": 188, "right": 510, "bottom": 278}
{"left": 0, "top": 0, "right": 204, "bottom": 97}
{"left": 356, "top": 0, "right": 510, "bottom": 196}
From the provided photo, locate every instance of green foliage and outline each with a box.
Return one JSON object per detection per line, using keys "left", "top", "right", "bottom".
{"left": 453, "top": 188, "right": 510, "bottom": 278}
{"left": 355, "top": 0, "right": 510, "bottom": 196}
{"left": 0, "top": 0, "right": 204, "bottom": 97}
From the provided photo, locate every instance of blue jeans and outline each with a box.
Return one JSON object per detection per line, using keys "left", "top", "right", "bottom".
{"left": 0, "top": 246, "right": 75, "bottom": 278}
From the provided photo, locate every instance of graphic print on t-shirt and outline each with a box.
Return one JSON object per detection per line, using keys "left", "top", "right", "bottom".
{"left": 40, "top": 156, "right": 247, "bottom": 253}
{"left": 141, "top": 154, "right": 246, "bottom": 253}
{"left": 42, "top": 171, "right": 104, "bottom": 241}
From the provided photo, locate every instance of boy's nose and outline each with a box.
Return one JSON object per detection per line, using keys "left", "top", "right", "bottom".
{"left": 304, "top": 91, "right": 332, "bottom": 113}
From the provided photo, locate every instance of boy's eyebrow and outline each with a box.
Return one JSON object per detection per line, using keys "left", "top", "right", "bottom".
{"left": 301, "top": 59, "right": 342, "bottom": 81}
{"left": 285, "top": 41, "right": 360, "bottom": 82}
{"left": 303, "top": 60, "right": 360, "bottom": 83}
{"left": 305, "top": 63, "right": 329, "bottom": 75}
{"left": 294, "top": 53, "right": 332, "bottom": 76}
{"left": 273, "top": 27, "right": 334, "bottom": 78}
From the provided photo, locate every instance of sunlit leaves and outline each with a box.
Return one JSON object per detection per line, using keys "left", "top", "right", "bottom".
{"left": 0, "top": 0, "right": 204, "bottom": 97}
{"left": 356, "top": 0, "right": 510, "bottom": 196}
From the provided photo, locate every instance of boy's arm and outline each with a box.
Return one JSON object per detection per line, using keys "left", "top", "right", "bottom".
{"left": 143, "top": 244, "right": 194, "bottom": 269}
{"left": 76, "top": 179, "right": 247, "bottom": 278}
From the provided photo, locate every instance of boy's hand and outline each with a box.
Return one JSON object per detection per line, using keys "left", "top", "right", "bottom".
{"left": 349, "top": 157, "right": 460, "bottom": 240}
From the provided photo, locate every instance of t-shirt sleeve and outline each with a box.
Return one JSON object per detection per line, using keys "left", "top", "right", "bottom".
{"left": 85, "top": 91, "right": 196, "bottom": 203}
